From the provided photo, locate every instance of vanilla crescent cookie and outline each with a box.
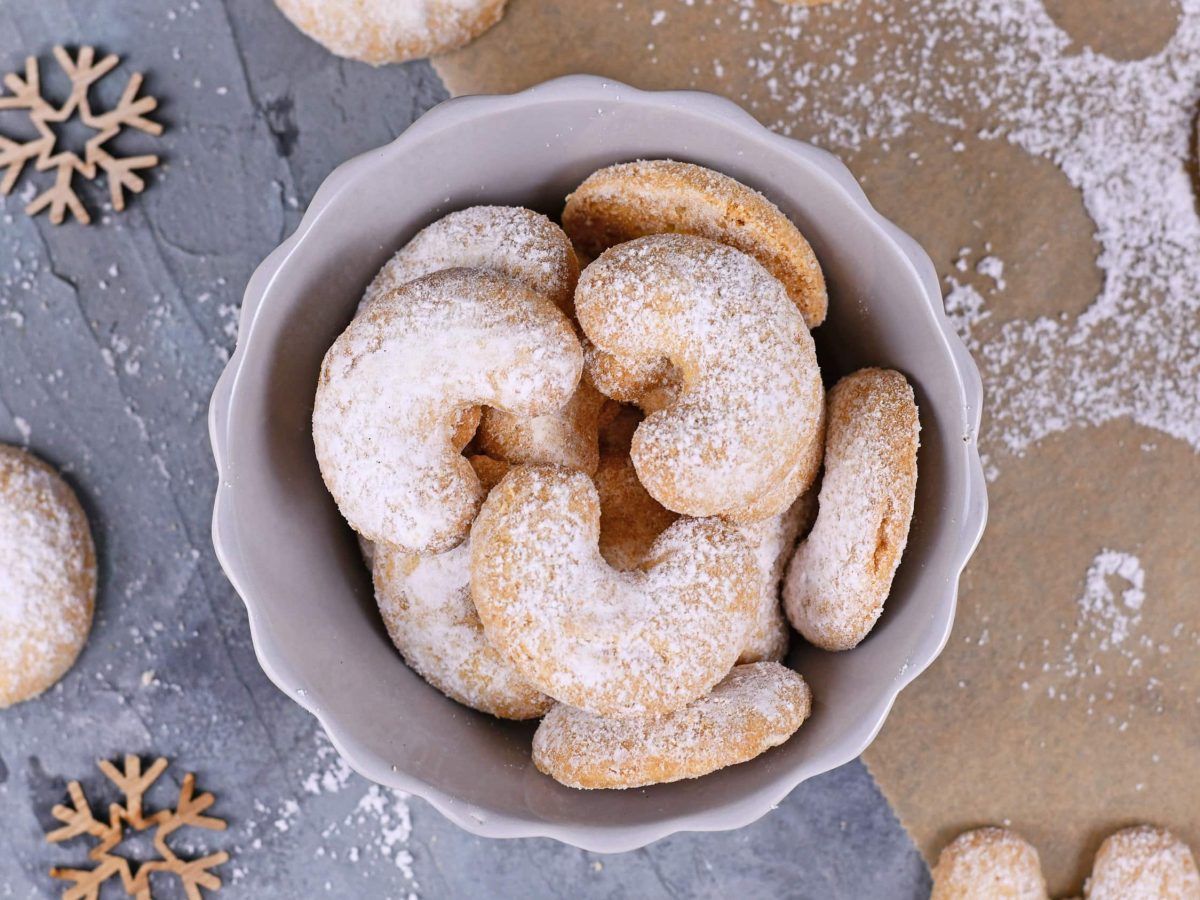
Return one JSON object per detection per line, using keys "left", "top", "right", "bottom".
{"left": 355, "top": 206, "right": 586, "bottom": 470}
{"left": 358, "top": 206, "right": 579, "bottom": 317}
{"left": 469, "top": 465, "right": 757, "bottom": 718}
{"left": 784, "top": 368, "right": 919, "bottom": 651}
{"left": 0, "top": 445, "right": 97, "bottom": 708}
{"left": 575, "top": 234, "right": 824, "bottom": 522}
{"left": 274, "top": 0, "right": 508, "bottom": 66}
{"left": 563, "top": 159, "right": 828, "bottom": 328}
{"left": 931, "top": 828, "right": 1049, "bottom": 900}
{"left": 592, "top": 405, "right": 808, "bottom": 663}
{"left": 532, "top": 662, "right": 812, "bottom": 789}
{"left": 313, "top": 268, "right": 582, "bottom": 554}
{"left": 1085, "top": 826, "right": 1200, "bottom": 900}
{"left": 373, "top": 456, "right": 551, "bottom": 720}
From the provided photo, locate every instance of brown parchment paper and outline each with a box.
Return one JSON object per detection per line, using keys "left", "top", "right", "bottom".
{"left": 433, "top": 2, "right": 1200, "bottom": 893}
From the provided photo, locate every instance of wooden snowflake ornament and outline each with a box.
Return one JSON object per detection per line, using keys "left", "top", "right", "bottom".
{"left": 0, "top": 46, "right": 163, "bottom": 225}
{"left": 46, "top": 755, "right": 228, "bottom": 900}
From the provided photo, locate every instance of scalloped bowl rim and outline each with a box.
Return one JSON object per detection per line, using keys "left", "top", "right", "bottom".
{"left": 209, "top": 75, "right": 987, "bottom": 852}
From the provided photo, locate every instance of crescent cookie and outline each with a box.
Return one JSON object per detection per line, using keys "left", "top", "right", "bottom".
{"left": 592, "top": 405, "right": 808, "bottom": 664}
{"left": 931, "top": 828, "right": 1049, "bottom": 900}
{"left": 784, "top": 368, "right": 919, "bottom": 651}
{"left": 358, "top": 206, "right": 579, "bottom": 317}
{"left": 563, "top": 159, "right": 827, "bottom": 328}
{"left": 313, "top": 268, "right": 582, "bottom": 554}
{"left": 469, "top": 465, "right": 757, "bottom": 718}
{"left": 356, "top": 206, "right": 585, "bottom": 470}
{"left": 1085, "top": 827, "right": 1200, "bottom": 900}
{"left": 575, "top": 234, "right": 824, "bottom": 522}
{"left": 373, "top": 458, "right": 550, "bottom": 720}
{"left": 274, "top": 0, "right": 508, "bottom": 66}
{"left": 0, "top": 445, "right": 97, "bottom": 708}
{"left": 532, "top": 662, "right": 812, "bottom": 789}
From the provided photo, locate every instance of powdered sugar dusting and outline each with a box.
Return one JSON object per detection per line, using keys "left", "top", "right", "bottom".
{"left": 576, "top": 234, "right": 823, "bottom": 519}
{"left": 532, "top": 662, "right": 811, "bottom": 789}
{"left": 470, "top": 465, "right": 758, "bottom": 717}
{"left": 683, "top": 0, "right": 1200, "bottom": 473}
{"left": 1032, "top": 549, "right": 1192, "bottom": 731}
{"left": 275, "top": 0, "right": 506, "bottom": 65}
{"left": 313, "top": 268, "right": 583, "bottom": 552}
{"left": 1085, "top": 825, "right": 1200, "bottom": 899}
{"left": 359, "top": 205, "right": 578, "bottom": 317}
{"left": 373, "top": 536, "right": 552, "bottom": 719}
{"left": 0, "top": 445, "right": 96, "bottom": 706}
{"left": 784, "top": 369, "right": 919, "bottom": 651}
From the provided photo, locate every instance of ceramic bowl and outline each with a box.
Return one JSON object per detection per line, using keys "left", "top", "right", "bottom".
{"left": 209, "top": 75, "right": 986, "bottom": 851}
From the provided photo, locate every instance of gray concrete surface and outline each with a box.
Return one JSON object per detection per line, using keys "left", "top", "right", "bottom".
{"left": 0, "top": 1, "right": 930, "bottom": 897}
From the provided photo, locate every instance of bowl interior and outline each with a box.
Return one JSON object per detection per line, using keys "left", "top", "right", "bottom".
{"left": 216, "top": 81, "right": 976, "bottom": 848}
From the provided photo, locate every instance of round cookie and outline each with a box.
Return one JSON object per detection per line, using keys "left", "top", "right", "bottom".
{"left": 563, "top": 158, "right": 828, "bottom": 328}
{"left": 784, "top": 368, "right": 919, "bottom": 651}
{"left": 532, "top": 662, "right": 812, "bottom": 789}
{"left": 1085, "top": 826, "right": 1199, "bottom": 900}
{"left": 373, "top": 457, "right": 550, "bottom": 720}
{"left": 469, "top": 465, "right": 757, "bottom": 718}
{"left": 313, "top": 268, "right": 582, "bottom": 554}
{"left": 358, "top": 206, "right": 579, "bottom": 317}
{"left": 575, "top": 234, "right": 824, "bottom": 522}
{"left": 274, "top": 0, "right": 508, "bottom": 66}
{"left": 931, "top": 828, "right": 1049, "bottom": 900}
{"left": 0, "top": 445, "right": 96, "bottom": 708}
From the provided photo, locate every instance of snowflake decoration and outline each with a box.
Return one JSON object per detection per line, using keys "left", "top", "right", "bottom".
{"left": 0, "top": 45, "right": 162, "bottom": 225}
{"left": 46, "top": 755, "right": 228, "bottom": 900}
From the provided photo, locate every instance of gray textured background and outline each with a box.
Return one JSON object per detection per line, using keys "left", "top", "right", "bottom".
{"left": 0, "top": 1, "right": 929, "bottom": 897}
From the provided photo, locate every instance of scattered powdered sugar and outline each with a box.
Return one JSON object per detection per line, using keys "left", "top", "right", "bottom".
{"left": 974, "top": 255, "right": 1006, "bottom": 292}
{"left": 680, "top": 0, "right": 1200, "bottom": 474}
{"left": 1035, "top": 549, "right": 1192, "bottom": 730}
{"left": 238, "top": 731, "right": 420, "bottom": 898}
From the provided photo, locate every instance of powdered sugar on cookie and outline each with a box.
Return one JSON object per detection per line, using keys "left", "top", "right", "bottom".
{"left": 313, "top": 268, "right": 582, "bottom": 553}
{"left": 576, "top": 234, "right": 823, "bottom": 521}
{"left": 470, "top": 465, "right": 757, "bottom": 718}
{"left": 0, "top": 444, "right": 96, "bottom": 708}
{"left": 532, "top": 662, "right": 811, "bottom": 789}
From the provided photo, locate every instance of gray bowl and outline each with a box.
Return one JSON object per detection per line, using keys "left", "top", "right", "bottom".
{"left": 209, "top": 76, "right": 986, "bottom": 851}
